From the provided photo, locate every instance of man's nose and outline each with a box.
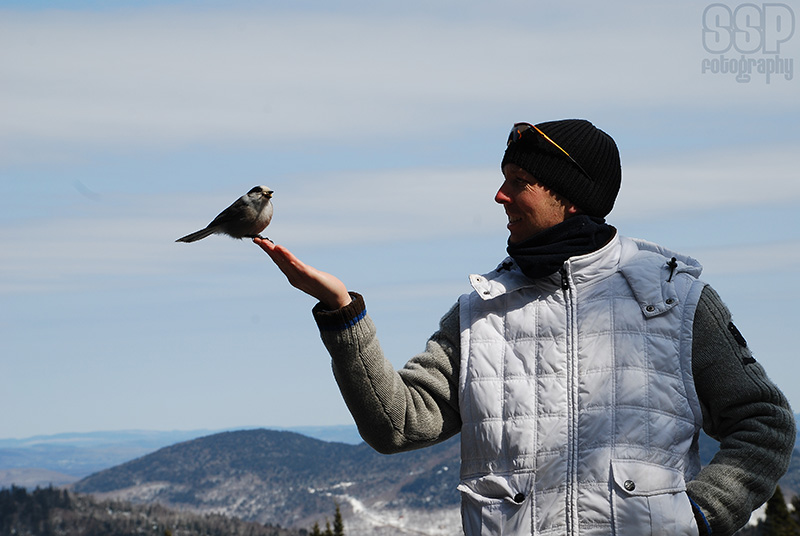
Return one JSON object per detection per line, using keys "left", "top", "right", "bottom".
{"left": 495, "top": 183, "right": 511, "bottom": 204}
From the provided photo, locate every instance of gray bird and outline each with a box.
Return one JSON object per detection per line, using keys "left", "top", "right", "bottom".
{"left": 176, "top": 186, "right": 274, "bottom": 243}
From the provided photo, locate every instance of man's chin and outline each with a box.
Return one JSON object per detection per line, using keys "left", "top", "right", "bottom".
{"left": 507, "top": 228, "right": 548, "bottom": 246}
{"left": 507, "top": 233, "right": 527, "bottom": 246}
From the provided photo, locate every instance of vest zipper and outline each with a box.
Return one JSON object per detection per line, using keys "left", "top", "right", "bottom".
{"left": 560, "top": 266, "right": 570, "bottom": 291}
{"left": 561, "top": 264, "right": 579, "bottom": 536}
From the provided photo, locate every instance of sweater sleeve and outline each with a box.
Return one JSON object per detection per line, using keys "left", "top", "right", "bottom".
{"left": 312, "top": 292, "right": 463, "bottom": 454}
{"left": 686, "top": 285, "right": 796, "bottom": 536}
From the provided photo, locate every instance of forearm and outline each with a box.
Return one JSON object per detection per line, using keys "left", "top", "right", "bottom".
{"left": 313, "top": 293, "right": 462, "bottom": 454}
{"left": 687, "top": 286, "right": 796, "bottom": 536}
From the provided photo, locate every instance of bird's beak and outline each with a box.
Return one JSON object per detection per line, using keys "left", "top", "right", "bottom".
{"left": 265, "top": 190, "right": 274, "bottom": 198}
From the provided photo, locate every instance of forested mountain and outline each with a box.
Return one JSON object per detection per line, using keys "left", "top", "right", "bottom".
{"left": 6, "top": 425, "right": 796, "bottom": 535}
{"left": 0, "top": 485, "right": 301, "bottom": 536}
{"left": 0, "top": 426, "right": 363, "bottom": 488}
{"left": 74, "top": 429, "right": 461, "bottom": 531}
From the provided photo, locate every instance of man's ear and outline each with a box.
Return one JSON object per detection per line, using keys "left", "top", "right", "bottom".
{"left": 566, "top": 204, "right": 582, "bottom": 216}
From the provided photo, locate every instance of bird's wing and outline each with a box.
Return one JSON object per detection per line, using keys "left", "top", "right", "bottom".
{"left": 205, "top": 199, "right": 250, "bottom": 227}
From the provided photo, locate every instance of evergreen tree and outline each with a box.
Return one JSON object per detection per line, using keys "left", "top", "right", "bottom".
{"left": 333, "top": 503, "right": 344, "bottom": 536}
{"left": 310, "top": 522, "right": 322, "bottom": 536}
{"left": 763, "top": 486, "right": 800, "bottom": 536}
{"left": 792, "top": 494, "right": 800, "bottom": 527}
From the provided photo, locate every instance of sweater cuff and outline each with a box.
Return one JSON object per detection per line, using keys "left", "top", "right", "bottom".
{"left": 312, "top": 292, "right": 366, "bottom": 332}
{"left": 689, "top": 497, "right": 712, "bottom": 536}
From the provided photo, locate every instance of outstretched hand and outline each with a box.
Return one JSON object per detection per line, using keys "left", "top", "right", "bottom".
{"left": 253, "top": 237, "right": 352, "bottom": 310}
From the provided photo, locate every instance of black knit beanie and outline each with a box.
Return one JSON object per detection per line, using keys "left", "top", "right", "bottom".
{"left": 501, "top": 119, "right": 622, "bottom": 218}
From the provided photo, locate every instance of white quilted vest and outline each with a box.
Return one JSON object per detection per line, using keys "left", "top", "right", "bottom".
{"left": 457, "top": 234, "right": 706, "bottom": 536}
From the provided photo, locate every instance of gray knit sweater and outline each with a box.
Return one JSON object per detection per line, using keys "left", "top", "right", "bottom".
{"left": 313, "top": 285, "right": 795, "bottom": 536}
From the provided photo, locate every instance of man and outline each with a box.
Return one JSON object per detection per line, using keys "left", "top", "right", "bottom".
{"left": 255, "top": 119, "right": 795, "bottom": 536}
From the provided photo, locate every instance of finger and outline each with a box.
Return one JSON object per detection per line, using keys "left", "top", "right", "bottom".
{"left": 254, "top": 238, "right": 294, "bottom": 267}
{"left": 253, "top": 236, "right": 276, "bottom": 252}
{"left": 251, "top": 238, "right": 348, "bottom": 307}
{"left": 254, "top": 239, "right": 308, "bottom": 281}
{"left": 254, "top": 238, "right": 298, "bottom": 263}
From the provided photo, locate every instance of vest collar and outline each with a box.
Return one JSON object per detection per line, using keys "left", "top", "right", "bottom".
{"left": 468, "top": 233, "right": 703, "bottom": 307}
{"left": 470, "top": 232, "right": 623, "bottom": 300}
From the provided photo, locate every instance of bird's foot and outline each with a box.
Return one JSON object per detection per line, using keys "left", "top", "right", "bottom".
{"left": 249, "top": 234, "right": 273, "bottom": 243}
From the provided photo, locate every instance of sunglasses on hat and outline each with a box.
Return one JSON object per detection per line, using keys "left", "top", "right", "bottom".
{"left": 507, "top": 122, "right": 594, "bottom": 182}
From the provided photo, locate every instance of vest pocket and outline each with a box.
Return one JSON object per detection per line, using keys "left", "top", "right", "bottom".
{"left": 458, "top": 475, "right": 531, "bottom": 535}
{"left": 610, "top": 459, "right": 698, "bottom": 536}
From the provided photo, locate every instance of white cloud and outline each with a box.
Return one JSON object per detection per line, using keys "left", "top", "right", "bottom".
{"left": 614, "top": 145, "right": 800, "bottom": 219}
{"left": 4, "top": 137, "right": 799, "bottom": 296}
{"left": 273, "top": 166, "right": 505, "bottom": 244}
{"left": 688, "top": 240, "right": 800, "bottom": 276}
{"left": 0, "top": 8, "right": 514, "bottom": 150}
{"left": 1, "top": 2, "right": 796, "bottom": 164}
{"left": 0, "top": 168, "right": 504, "bottom": 294}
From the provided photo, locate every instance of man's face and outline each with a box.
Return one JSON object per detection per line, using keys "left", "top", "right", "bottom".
{"left": 496, "top": 163, "right": 577, "bottom": 244}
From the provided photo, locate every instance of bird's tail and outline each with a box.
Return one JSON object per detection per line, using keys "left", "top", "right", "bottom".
{"left": 175, "top": 227, "right": 216, "bottom": 243}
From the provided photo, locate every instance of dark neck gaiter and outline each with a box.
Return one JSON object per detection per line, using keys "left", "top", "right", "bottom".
{"left": 506, "top": 215, "right": 615, "bottom": 280}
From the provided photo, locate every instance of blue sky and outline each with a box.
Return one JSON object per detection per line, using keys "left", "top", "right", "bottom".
{"left": 1, "top": 1, "right": 799, "bottom": 440}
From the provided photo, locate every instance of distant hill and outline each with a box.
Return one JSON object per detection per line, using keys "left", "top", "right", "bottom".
{"left": 74, "top": 429, "right": 462, "bottom": 532}
{"left": 0, "top": 468, "right": 76, "bottom": 489}
{"left": 7, "top": 420, "right": 798, "bottom": 534}
{"left": 70, "top": 426, "right": 800, "bottom": 533}
{"left": 0, "top": 429, "right": 218, "bottom": 481}
{"left": 0, "top": 426, "right": 363, "bottom": 488}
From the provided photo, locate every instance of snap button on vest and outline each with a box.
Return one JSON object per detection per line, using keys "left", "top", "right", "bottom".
{"left": 513, "top": 492, "right": 525, "bottom": 503}
{"left": 623, "top": 480, "right": 636, "bottom": 492}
